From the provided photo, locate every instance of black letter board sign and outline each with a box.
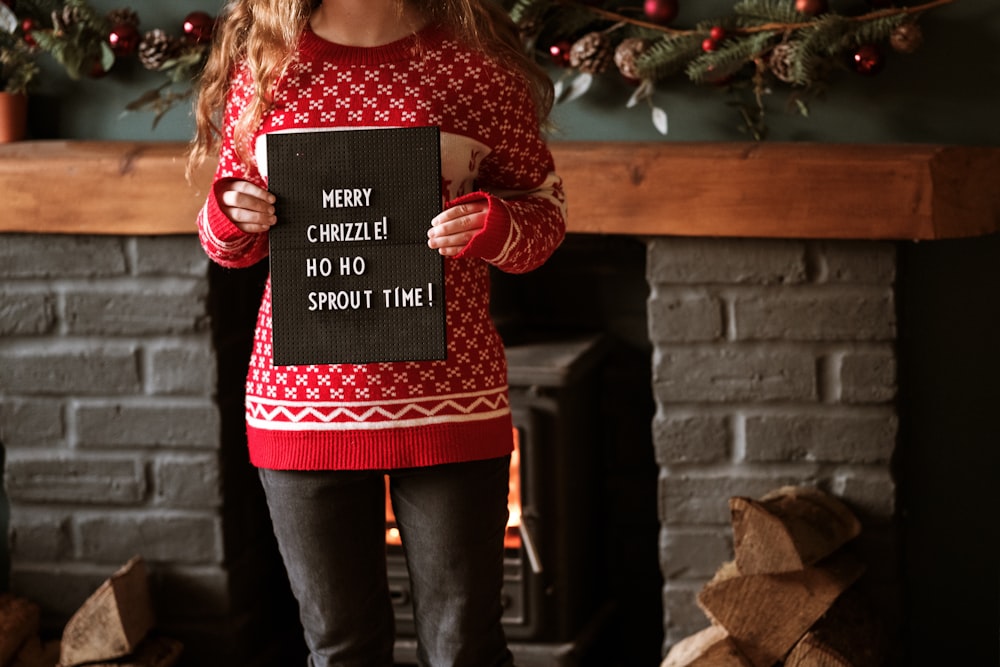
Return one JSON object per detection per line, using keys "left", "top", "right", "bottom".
{"left": 267, "top": 126, "right": 445, "bottom": 365}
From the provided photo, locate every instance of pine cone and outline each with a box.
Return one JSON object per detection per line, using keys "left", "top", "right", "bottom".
{"left": 138, "top": 29, "right": 181, "bottom": 70}
{"left": 569, "top": 32, "right": 613, "bottom": 75}
{"left": 768, "top": 42, "right": 800, "bottom": 84}
{"left": 614, "top": 37, "right": 648, "bottom": 81}
{"left": 889, "top": 23, "right": 923, "bottom": 54}
{"left": 107, "top": 7, "right": 140, "bottom": 28}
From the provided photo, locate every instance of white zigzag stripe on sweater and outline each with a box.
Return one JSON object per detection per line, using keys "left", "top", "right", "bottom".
{"left": 246, "top": 391, "right": 510, "bottom": 432}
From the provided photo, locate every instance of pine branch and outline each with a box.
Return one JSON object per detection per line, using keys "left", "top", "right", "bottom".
{"left": 510, "top": 0, "right": 548, "bottom": 27}
{"left": 845, "top": 13, "right": 909, "bottom": 47}
{"left": 687, "top": 31, "right": 778, "bottom": 84}
{"left": 732, "top": 0, "right": 802, "bottom": 25}
{"left": 634, "top": 33, "right": 704, "bottom": 81}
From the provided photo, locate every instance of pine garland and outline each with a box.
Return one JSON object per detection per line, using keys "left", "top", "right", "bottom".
{"left": 685, "top": 31, "right": 777, "bottom": 84}
{"left": 1, "top": 0, "right": 212, "bottom": 124}
{"left": 519, "top": 0, "right": 955, "bottom": 137}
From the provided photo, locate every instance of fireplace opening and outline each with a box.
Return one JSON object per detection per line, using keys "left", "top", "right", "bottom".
{"left": 390, "top": 336, "right": 616, "bottom": 665}
{"left": 385, "top": 427, "right": 525, "bottom": 553}
{"left": 205, "top": 235, "right": 662, "bottom": 666}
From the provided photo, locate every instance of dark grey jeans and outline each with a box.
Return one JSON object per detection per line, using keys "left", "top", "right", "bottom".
{"left": 258, "top": 456, "right": 514, "bottom": 667}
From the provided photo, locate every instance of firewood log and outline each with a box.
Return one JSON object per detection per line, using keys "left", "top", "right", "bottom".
{"left": 661, "top": 625, "right": 753, "bottom": 667}
{"left": 57, "top": 557, "right": 155, "bottom": 667}
{"left": 9, "top": 635, "right": 51, "bottom": 667}
{"left": 784, "top": 588, "right": 886, "bottom": 667}
{"left": 696, "top": 552, "right": 865, "bottom": 667}
{"left": 784, "top": 632, "right": 853, "bottom": 667}
{"left": 730, "top": 486, "right": 861, "bottom": 575}
{"left": 0, "top": 594, "right": 40, "bottom": 666}
{"left": 75, "top": 636, "right": 182, "bottom": 667}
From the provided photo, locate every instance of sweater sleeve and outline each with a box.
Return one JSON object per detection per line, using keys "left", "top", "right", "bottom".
{"left": 196, "top": 66, "right": 271, "bottom": 270}
{"left": 453, "top": 73, "right": 566, "bottom": 275}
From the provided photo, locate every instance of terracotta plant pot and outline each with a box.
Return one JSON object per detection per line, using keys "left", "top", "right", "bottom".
{"left": 0, "top": 92, "right": 28, "bottom": 143}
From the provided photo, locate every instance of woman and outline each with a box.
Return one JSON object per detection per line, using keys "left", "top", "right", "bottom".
{"left": 188, "top": 0, "right": 566, "bottom": 664}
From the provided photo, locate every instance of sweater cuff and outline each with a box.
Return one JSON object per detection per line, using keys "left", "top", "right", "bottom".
{"left": 205, "top": 179, "right": 251, "bottom": 244}
{"left": 449, "top": 192, "right": 512, "bottom": 263}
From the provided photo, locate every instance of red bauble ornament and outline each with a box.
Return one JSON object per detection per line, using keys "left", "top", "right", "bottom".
{"left": 108, "top": 22, "right": 140, "bottom": 57}
{"left": 702, "top": 37, "right": 719, "bottom": 52}
{"left": 709, "top": 26, "right": 726, "bottom": 42}
{"left": 795, "top": 0, "right": 827, "bottom": 15}
{"left": 20, "top": 17, "right": 36, "bottom": 46}
{"left": 849, "top": 44, "right": 884, "bottom": 76}
{"left": 182, "top": 11, "right": 215, "bottom": 44}
{"left": 643, "top": 0, "right": 678, "bottom": 25}
{"left": 548, "top": 40, "right": 573, "bottom": 67}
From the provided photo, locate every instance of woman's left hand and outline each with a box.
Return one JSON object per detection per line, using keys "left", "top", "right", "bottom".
{"left": 427, "top": 199, "right": 488, "bottom": 256}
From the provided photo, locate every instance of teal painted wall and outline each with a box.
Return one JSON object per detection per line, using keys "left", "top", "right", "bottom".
{"left": 25, "top": 0, "right": 1000, "bottom": 146}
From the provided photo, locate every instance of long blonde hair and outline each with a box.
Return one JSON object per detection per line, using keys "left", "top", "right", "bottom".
{"left": 187, "top": 0, "right": 553, "bottom": 179}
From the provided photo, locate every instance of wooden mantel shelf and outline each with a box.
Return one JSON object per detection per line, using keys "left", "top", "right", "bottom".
{"left": 1, "top": 140, "right": 997, "bottom": 240}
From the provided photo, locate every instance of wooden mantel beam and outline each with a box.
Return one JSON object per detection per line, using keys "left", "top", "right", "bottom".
{"left": 0, "top": 140, "right": 997, "bottom": 239}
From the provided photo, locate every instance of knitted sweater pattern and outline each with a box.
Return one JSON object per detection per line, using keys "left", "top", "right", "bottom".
{"left": 197, "top": 25, "right": 566, "bottom": 471}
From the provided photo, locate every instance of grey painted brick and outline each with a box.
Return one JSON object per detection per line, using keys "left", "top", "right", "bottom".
{"left": 74, "top": 400, "right": 221, "bottom": 449}
{"left": 653, "top": 412, "right": 729, "bottom": 465}
{"left": 0, "top": 343, "right": 141, "bottom": 395}
{"left": 841, "top": 349, "right": 897, "bottom": 403}
{"left": 154, "top": 455, "right": 222, "bottom": 509}
{"left": 831, "top": 468, "right": 897, "bottom": 522}
{"left": 64, "top": 279, "right": 210, "bottom": 336}
{"left": 744, "top": 411, "right": 898, "bottom": 464}
{"left": 0, "top": 398, "right": 65, "bottom": 447}
{"left": 0, "top": 235, "right": 127, "bottom": 278}
{"left": 4, "top": 455, "right": 146, "bottom": 504}
{"left": 154, "top": 565, "right": 236, "bottom": 618}
{"left": 658, "top": 467, "right": 820, "bottom": 525}
{"left": 8, "top": 511, "right": 73, "bottom": 561}
{"left": 0, "top": 289, "right": 57, "bottom": 335}
{"left": 10, "top": 565, "right": 112, "bottom": 617}
{"left": 77, "top": 512, "right": 224, "bottom": 564}
{"left": 659, "top": 526, "right": 731, "bottom": 580}
{"left": 653, "top": 346, "right": 817, "bottom": 403}
{"left": 133, "top": 236, "right": 210, "bottom": 277}
{"left": 816, "top": 241, "right": 896, "bottom": 285}
{"left": 146, "top": 340, "right": 217, "bottom": 395}
{"left": 732, "top": 287, "right": 895, "bottom": 341}
{"left": 662, "top": 580, "right": 708, "bottom": 647}
{"left": 647, "top": 238, "right": 808, "bottom": 286}
{"left": 647, "top": 288, "right": 724, "bottom": 343}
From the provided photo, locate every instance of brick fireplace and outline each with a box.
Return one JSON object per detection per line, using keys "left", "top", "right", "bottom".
{"left": 1, "top": 141, "right": 998, "bottom": 666}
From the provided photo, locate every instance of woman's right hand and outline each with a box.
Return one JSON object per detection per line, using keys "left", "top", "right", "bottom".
{"left": 216, "top": 179, "right": 277, "bottom": 234}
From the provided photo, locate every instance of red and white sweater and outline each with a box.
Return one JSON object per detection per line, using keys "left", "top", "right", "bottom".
{"left": 197, "top": 23, "right": 566, "bottom": 470}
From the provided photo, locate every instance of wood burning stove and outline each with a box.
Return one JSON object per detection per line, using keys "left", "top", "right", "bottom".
{"left": 390, "top": 336, "right": 610, "bottom": 666}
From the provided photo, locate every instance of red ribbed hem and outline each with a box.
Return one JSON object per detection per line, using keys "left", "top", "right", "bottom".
{"left": 246, "top": 414, "right": 515, "bottom": 471}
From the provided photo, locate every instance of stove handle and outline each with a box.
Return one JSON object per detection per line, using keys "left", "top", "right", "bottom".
{"left": 518, "top": 517, "right": 543, "bottom": 575}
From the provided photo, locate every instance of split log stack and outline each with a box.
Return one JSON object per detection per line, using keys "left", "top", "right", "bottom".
{"left": 663, "top": 485, "right": 887, "bottom": 667}
{"left": 0, "top": 556, "right": 181, "bottom": 667}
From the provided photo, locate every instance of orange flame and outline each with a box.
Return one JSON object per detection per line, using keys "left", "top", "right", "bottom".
{"left": 385, "top": 428, "right": 522, "bottom": 551}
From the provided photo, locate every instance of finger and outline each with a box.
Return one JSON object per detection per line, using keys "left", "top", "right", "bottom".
{"left": 431, "top": 200, "right": 487, "bottom": 226}
{"left": 428, "top": 230, "right": 477, "bottom": 251}
{"left": 220, "top": 189, "right": 276, "bottom": 215}
{"left": 428, "top": 213, "right": 485, "bottom": 240}
{"left": 227, "top": 205, "right": 276, "bottom": 227}
{"left": 228, "top": 179, "right": 276, "bottom": 204}
{"left": 235, "top": 220, "right": 274, "bottom": 234}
